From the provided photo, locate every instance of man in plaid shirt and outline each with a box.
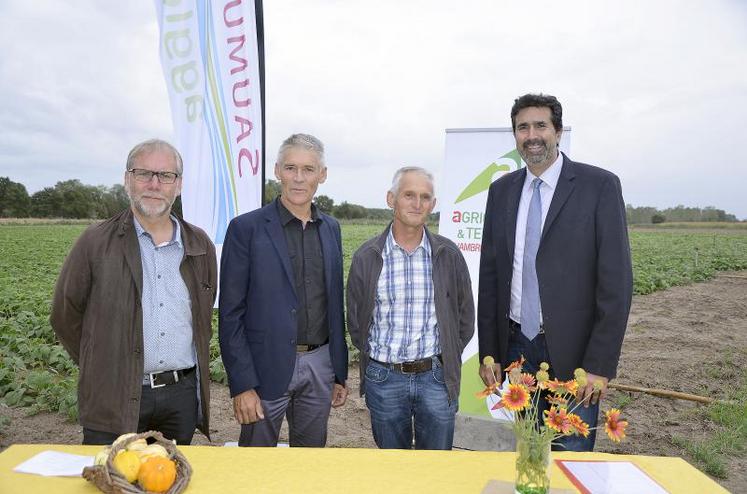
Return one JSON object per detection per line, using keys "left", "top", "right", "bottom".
{"left": 347, "top": 167, "right": 475, "bottom": 449}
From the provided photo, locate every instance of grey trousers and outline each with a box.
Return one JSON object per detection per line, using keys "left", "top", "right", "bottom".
{"left": 239, "top": 344, "right": 335, "bottom": 447}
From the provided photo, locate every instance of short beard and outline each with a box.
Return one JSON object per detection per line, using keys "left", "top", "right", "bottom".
{"left": 126, "top": 187, "right": 173, "bottom": 219}
{"left": 520, "top": 139, "right": 554, "bottom": 167}
{"left": 132, "top": 198, "right": 171, "bottom": 218}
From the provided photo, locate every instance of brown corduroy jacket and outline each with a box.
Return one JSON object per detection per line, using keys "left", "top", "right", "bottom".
{"left": 51, "top": 208, "right": 217, "bottom": 437}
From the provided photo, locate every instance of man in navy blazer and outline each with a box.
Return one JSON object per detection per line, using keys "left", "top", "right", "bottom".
{"left": 478, "top": 94, "right": 632, "bottom": 451}
{"left": 219, "top": 133, "right": 348, "bottom": 447}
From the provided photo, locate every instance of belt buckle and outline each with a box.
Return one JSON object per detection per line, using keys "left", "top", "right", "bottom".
{"left": 148, "top": 370, "right": 178, "bottom": 389}
{"left": 148, "top": 372, "right": 166, "bottom": 389}
{"left": 400, "top": 361, "right": 417, "bottom": 374}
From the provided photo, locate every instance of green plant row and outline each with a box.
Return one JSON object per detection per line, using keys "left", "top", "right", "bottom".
{"left": 1, "top": 224, "right": 746, "bottom": 426}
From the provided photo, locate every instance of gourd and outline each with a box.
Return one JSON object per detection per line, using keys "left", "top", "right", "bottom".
{"left": 137, "top": 456, "right": 177, "bottom": 493}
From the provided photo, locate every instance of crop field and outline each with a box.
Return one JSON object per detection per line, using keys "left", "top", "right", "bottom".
{"left": 1, "top": 223, "right": 747, "bottom": 424}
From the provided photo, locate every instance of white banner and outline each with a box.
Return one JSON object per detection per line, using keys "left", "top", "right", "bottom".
{"left": 154, "top": 0, "right": 263, "bottom": 245}
{"left": 440, "top": 127, "right": 570, "bottom": 418}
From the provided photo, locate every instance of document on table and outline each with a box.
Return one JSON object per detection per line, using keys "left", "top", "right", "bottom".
{"left": 13, "top": 450, "right": 94, "bottom": 477}
{"left": 556, "top": 460, "right": 669, "bottom": 494}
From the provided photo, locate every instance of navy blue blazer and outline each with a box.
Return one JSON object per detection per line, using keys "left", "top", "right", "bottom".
{"left": 477, "top": 154, "right": 633, "bottom": 380}
{"left": 219, "top": 199, "right": 348, "bottom": 400}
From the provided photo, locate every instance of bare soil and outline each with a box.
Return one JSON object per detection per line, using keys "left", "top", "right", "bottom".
{"left": 2, "top": 272, "right": 746, "bottom": 492}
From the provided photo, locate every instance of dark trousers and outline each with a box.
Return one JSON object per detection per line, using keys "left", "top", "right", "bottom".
{"left": 82, "top": 369, "right": 198, "bottom": 445}
{"left": 506, "top": 326, "right": 599, "bottom": 452}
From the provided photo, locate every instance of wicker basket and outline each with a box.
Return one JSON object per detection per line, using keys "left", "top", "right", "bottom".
{"left": 82, "top": 430, "right": 192, "bottom": 494}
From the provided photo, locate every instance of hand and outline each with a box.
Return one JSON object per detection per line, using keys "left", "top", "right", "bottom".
{"left": 233, "top": 389, "right": 265, "bottom": 424}
{"left": 576, "top": 373, "right": 609, "bottom": 408}
{"left": 331, "top": 383, "right": 348, "bottom": 408}
{"left": 479, "top": 362, "right": 502, "bottom": 387}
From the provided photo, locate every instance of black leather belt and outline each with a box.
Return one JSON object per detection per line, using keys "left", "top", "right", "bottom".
{"left": 372, "top": 355, "right": 441, "bottom": 374}
{"left": 508, "top": 319, "right": 545, "bottom": 334}
{"left": 144, "top": 366, "right": 196, "bottom": 389}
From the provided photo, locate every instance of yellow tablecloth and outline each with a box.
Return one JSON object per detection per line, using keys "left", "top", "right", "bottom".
{"left": 0, "top": 444, "right": 728, "bottom": 493}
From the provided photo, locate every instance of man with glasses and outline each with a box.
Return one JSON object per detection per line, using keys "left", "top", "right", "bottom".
{"left": 52, "top": 139, "right": 217, "bottom": 445}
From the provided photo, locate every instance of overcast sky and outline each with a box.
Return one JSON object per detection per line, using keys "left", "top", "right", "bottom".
{"left": 1, "top": 0, "right": 746, "bottom": 218}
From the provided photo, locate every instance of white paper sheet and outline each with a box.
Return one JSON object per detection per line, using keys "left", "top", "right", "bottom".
{"left": 13, "top": 450, "right": 94, "bottom": 477}
{"left": 557, "top": 460, "right": 669, "bottom": 494}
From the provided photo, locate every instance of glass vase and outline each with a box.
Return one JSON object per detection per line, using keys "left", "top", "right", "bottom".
{"left": 514, "top": 434, "right": 551, "bottom": 494}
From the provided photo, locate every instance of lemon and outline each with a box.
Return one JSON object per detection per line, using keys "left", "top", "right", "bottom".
{"left": 113, "top": 450, "right": 141, "bottom": 483}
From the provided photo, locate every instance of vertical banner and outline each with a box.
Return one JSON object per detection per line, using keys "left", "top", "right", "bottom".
{"left": 153, "top": 0, "right": 264, "bottom": 247}
{"left": 439, "top": 127, "right": 570, "bottom": 418}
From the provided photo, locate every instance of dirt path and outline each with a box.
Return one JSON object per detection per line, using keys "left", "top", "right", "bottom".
{"left": 2, "top": 272, "right": 745, "bottom": 492}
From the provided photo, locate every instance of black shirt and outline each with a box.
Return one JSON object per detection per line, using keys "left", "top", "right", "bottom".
{"left": 277, "top": 198, "right": 328, "bottom": 345}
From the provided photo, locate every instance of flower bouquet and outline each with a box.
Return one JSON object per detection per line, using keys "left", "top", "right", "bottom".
{"left": 477, "top": 356, "right": 628, "bottom": 494}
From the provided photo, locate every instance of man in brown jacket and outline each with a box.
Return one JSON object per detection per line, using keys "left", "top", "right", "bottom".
{"left": 51, "top": 139, "right": 217, "bottom": 445}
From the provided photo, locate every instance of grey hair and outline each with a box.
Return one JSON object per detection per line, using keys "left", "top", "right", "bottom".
{"left": 389, "top": 166, "right": 435, "bottom": 197}
{"left": 126, "top": 139, "right": 183, "bottom": 175}
{"left": 276, "top": 133, "right": 325, "bottom": 168}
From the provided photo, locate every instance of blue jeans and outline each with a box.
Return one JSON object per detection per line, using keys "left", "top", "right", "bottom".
{"left": 364, "top": 356, "right": 457, "bottom": 450}
{"left": 506, "top": 328, "right": 599, "bottom": 452}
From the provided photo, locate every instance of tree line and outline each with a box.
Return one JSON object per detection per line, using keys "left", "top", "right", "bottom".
{"left": 0, "top": 176, "right": 739, "bottom": 223}
{"left": 625, "top": 204, "right": 739, "bottom": 224}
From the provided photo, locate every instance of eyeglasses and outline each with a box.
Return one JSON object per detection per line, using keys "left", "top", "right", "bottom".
{"left": 127, "top": 168, "right": 181, "bottom": 184}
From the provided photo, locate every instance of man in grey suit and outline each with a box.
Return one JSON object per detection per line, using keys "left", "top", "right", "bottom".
{"left": 477, "top": 93, "right": 633, "bottom": 451}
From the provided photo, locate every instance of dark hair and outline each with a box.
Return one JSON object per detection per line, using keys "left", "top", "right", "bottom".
{"left": 510, "top": 93, "right": 563, "bottom": 132}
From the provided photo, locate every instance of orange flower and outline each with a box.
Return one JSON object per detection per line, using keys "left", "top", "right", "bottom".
{"left": 519, "top": 373, "right": 537, "bottom": 391}
{"left": 499, "top": 384, "right": 530, "bottom": 411}
{"left": 544, "top": 406, "right": 573, "bottom": 434}
{"left": 504, "top": 356, "right": 525, "bottom": 374}
{"left": 545, "top": 378, "right": 578, "bottom": 396}
{"left": 545, "top": 394, "right": 568, "bottom": 407}
{"left": 605, "top": 408, "right": 628, "bottom": 442}
{"left": 569, "top": 414, "right": 590, "bottom": 437}
{"left": 475, "top": 383, "right": 497, "bottom": 399}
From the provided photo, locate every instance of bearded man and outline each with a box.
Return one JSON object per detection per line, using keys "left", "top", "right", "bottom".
{"left": 477, "top": 94, "right": 633, "bottom": 451}
{"left": 52, "top": 139, "right": 217, "bottom": 445}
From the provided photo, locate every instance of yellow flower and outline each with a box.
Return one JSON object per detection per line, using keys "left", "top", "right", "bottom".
{"left": 475, "top": 383, "right": 497, "bottom": 399}
{"left": 545, "top": 394, "right": 568, "bottom": 408}
{"left": 539, "top": 362, "right": 550, "bottom": 371}
{"left": 544, "top": 406, "right": 573, "bottom": 434}
{"left": 569, "top": 413, "right": 590, "bottom": 438}
{"left": 545, "top": 378, "right": 578, "bottom": 396}
{"left": 499, "top": 384, "right": 530, "bottom": 411}
{"left": 482, "top": 355, "right": 495, "bottom": 367}
{"left": 605, "top": 408, "right": 629, "bottom": 443}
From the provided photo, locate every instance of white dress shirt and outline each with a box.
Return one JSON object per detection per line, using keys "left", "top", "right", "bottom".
{"left": 509, "top": 152, "right": 564, "bottom": 324}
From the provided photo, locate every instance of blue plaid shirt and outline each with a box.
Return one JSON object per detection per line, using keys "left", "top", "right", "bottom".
{"left": 133, "top": 216, "right": 196, "bottom": 377}
{"left": 368, "top": 227, "right": 440, "bottom": 363}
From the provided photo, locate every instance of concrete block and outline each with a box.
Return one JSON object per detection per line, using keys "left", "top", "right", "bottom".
{"left": 453, "top": 413, "right": 515, "bottom": 451}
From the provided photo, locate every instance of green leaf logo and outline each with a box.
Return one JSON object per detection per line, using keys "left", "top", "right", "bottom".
{"left": 454, "top": 148, "right": 522, "bottom": 203}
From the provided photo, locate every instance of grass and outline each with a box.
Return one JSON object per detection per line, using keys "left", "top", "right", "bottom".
{"left": 670, "top": 370, "right": 747, "bottom": 479}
